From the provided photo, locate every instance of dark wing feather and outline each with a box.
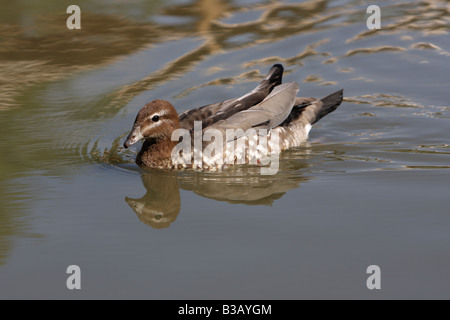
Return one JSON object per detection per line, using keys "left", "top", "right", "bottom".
{"left": 178, "top": 64, "right": 284, "bottom": 131}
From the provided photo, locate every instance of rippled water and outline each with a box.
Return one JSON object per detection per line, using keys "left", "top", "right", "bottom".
{"left": 1, "top": 0, "right": 449, "bottom": 299}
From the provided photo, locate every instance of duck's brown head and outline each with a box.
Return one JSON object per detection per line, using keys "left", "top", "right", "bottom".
{"left": 124, "top": 99, "right": 180, "bottom": 148}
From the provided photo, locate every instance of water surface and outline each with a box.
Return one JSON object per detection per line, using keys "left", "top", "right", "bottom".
{"left": 0, "top": 0, "right": 449, "bottom": 299}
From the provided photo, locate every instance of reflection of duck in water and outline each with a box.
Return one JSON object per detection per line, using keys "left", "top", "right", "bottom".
{"left": 123, "top": 64, "right": 343, "bottom": 170}
{"left": 125, "top": 170, "right": 180, "bottom": 229}
{"left": 125, "top": 158, "right": 311, "bottom": 228}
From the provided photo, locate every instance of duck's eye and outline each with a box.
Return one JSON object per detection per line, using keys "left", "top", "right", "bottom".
{"left": 152, "top": 115, "right": 160, "bottom": 122}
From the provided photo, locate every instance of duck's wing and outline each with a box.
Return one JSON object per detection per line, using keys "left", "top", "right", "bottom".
{"left": 179, "top": 64, "right": 284, "bottom": 131}
{"left": 205, "top": 82, "right": 300, "bottom": 139}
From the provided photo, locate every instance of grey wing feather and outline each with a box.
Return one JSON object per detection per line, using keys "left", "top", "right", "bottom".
{"left": 179, "top": 64, "right": 284, "bottom": 131}
{"left": 251, "top": 82, "right": 300, "bottom": 129}
{"left": 207, "top": 82, "right": 299, "bottom": 139}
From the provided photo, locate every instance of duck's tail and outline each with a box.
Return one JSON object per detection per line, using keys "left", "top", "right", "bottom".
{"left": 301, "top": 89, "right": 343, "bottom": 125}
{"left": 273, "top": 89, "right": 343, "bottom": 150}
{"left": 281, "top": 89, "right": 343, "bottom": 127}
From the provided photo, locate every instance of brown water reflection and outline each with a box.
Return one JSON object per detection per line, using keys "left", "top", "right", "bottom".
{"left": 0, "top": 0, "right": 350, "bottom": 110}
{"left": 125, "top": 159, "right": 310, "bottom": 228}
{"left": 125, "top": 170, "right": 181, "bottom": 229}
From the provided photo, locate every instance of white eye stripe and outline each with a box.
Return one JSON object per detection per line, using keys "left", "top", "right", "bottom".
{"left": 143, "top": 119, "right": 169, "bottom": 132}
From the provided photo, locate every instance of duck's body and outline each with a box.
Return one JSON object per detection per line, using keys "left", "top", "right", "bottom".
{"left": 124, "top": 64, "right": 343, "bottom": 171}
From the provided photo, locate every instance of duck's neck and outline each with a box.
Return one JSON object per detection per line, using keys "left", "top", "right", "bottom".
{"left": 137, "top": 136, "right": 178, "bottom": 168}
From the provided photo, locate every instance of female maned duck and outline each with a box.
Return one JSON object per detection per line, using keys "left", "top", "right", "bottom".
{"left": 124, "top": 64, "right": 343, "bottom": 171}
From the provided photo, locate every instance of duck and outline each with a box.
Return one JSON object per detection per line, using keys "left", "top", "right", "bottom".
{"left": 124, "top": 64, "right": 343, "bottom": 171}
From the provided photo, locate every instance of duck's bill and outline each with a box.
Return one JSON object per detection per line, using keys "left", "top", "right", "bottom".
{"left": 123, "top": 128, "right": 143, "bottom": 148}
